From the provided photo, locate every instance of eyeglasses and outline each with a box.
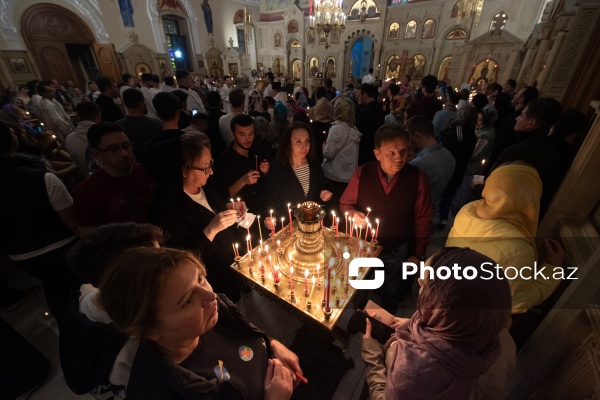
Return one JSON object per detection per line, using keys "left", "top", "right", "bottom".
{"left": 190, "top": 159, "right": 214, "bottom": 174}
{"left": 97, "top": 142, "right": 133, "bottom": 154}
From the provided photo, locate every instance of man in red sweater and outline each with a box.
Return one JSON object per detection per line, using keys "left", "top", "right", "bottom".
{"left": 340, "top": 125, "right": 432, "bottom": 313}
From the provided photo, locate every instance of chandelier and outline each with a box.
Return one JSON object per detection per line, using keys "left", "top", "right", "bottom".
{"left": 309, "top": 0, "right": 346, "bottom": 47}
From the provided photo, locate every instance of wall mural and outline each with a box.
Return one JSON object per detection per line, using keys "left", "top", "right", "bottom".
{"left": 118, "top": 0, "right": 134, "bottom": 28}
{"left": 201, "top": 0, "right": 213, "bottom": 34}
{"left": 309, "top": 57, "right": 319, "bottom": 77}
{"left": 469, "top": 59, "right": 498, "bottom": 92}
{"left": 158, "top": 0, "right": 186, "bottom": 14}
{"left": 348, "top": 0, "right": 380, "bottom": 21}
{"left": 325, "top": 57, "right": 336, "bottom": 78}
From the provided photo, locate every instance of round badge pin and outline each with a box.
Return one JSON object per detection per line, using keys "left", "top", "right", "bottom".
{"left": 239, "top": 345, "right": 254, "bottom": 361}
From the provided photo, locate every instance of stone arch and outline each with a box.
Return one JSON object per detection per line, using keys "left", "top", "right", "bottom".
{"left": 345, "top": 32, "right": 377, "bottom": 79}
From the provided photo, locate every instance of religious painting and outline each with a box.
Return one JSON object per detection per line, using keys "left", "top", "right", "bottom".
{"left": 348, "top": 0, "right": 380, "bottom": 21}
{"left": 233, "top": 10, "right": 244, "bottom": 24}
{"left": 273, "top": 58, "right": 283, "bottom": 76}
{"left": 469, "top": 59, "right": 498, "bottom": 92}
{"left": 385, "top": 54, "right": 401, "bottom": 79}
{"left": 330, "top": 30, "right": 340, "bottom": 44}
{"left": 274, "top": 33, "right": 282, "bottom": 47}
{"left": 309, "top": 57, "right": 319, "bottom": 77}
{"left": 422, "top": 19, "right": 435, "bottom": 39}
{"left": 229, "top": 63, "right": 239, "bottom": 77}
{"left": 405, "top": 21, "right": 417, "bottom": 39}
{"left": 118, "top": 0, "right": 134, "bottom": 28}
{"left": 319, "top": 32, "right": 328, "bottom": 44}
{"left": 158, "top": 59, "right": 168, "bottom": 71}
{"left": 292, "top": 59, "right": 302, "bottom": 81}
{"left": 388, "top": 23, "right": 400, "bottom": 39}
{"left": 135, "top": 62, "right": 152, "bottom": 77}
{"left": 325, "top": 57, "right": 336, "bottom": 78}
{"left": 308, "top": 29, "right": 315, "bottom": 45}
{"left": 201, "top": 0, "right": 213, "bottom": 34}
{"left": 198, "top": 60, "right": 204, "bottom": 68}
{"left": 8, "top": 58, "right": 28, "bottom": 74}
{"left": 288, "top": 20, "right": 298, "bottom": 33}
{"left": 446, "top": 28, "right": 468, "bottom": 40}
{"left": 210, "top": 67, "right": 222, "bottom": 79}
{"left": 257, "top": 62, "right": 263, "bottom": 70}
{"left": 158, "top": 0, "right": 186, "bottom": 14}
{"left": 438, "top": 56, "right": 452, "bottom": 81}
{"left": 291, "top": 40, "right": 301, "bottom": 48}
{"left": 409, "top": 54, "right": 426, "bottom": 79}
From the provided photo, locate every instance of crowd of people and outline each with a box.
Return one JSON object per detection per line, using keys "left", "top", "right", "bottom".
{"left": 0, "top": 67, "right": 587, "bottom": 399}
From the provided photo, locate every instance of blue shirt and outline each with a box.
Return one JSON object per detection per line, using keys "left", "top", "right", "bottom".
{"left": 410, "top": 143, "right": 456, "bottom": 224}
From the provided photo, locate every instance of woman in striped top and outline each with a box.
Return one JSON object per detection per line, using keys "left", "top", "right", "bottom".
{"left": 263, "top": 122, "right": 332, "bottom": 227}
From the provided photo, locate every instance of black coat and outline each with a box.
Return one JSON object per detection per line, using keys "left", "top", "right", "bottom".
{"left": 262, "top": 159, "right": 327, "bottom": 218}
{"left": 150, "top": 186, "right": 244, "bottom": 301}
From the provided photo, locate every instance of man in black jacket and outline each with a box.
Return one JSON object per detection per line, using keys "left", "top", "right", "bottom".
{"left": 95, "top": 76, "right": 124, "bottom": 123}
{"left": 356, "top": 83, "right": 385, "bottom": 165}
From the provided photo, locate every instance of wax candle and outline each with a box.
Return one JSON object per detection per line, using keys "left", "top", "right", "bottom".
{"left": 257, "top": 216, "right": 263, "bottom": 243}
{"left": 269, "top": 210, "right": 274, "bottom": 235}
{"left": 246, "top": 235, "right": 252, "bottom": 255}
{"left": 232, "top": 243, "right": 237, "bottom": 258}
{"left": 345, "top": 212, "right": 348, "bottom": 234}
{"left": 365, "top": 207, "right": 372, "bottom": 218}
{"left": 366, "top": 223, "right": 371, "bottom": 241}
{"left": 288, "top": 204, "right": 293, "bottom": 232}
{"left": 274, "top": 265, "right": 280, "bottom": 283}
{"left": 336, "top": 217, "right": 339, "bottom": 238}
{"left": 235, "top": 243, "right": 240, "bottom": 257}
{"left": 255, "top": 155, "right": 258, "bottom": 171}
{"left": 343, "top": 249, "right": 350, "bottom": 287}
{"left": 281, "top": 217, "right": 285, "bottom": 232}
{"left": 276, "top": 240, "right": 281, "bottom": 251}
{"left": 375, "top": 219, "right": 380, "bottom": 241}
{"left": 325, "top": 258, "right": 334, "bottom": 312}
{"left": 479, "top": 159, "right": 486, "bottom": 175}
{"left": 289, "top": 266, "right": 294, "bottom": 293}
{"left": 304, "top": 269, "right": 309, "bottom": 293}
{"left": 331, "top": 211, "right": 336, "bottom": 227}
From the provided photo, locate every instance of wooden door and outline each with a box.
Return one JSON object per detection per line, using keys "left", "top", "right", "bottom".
{"left": 31, "top": 41, "right": 76, "bottom": 85}
{"left": 93, "top": 44, "right": 122, "bottom": 83}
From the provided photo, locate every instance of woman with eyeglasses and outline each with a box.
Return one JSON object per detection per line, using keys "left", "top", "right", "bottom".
{"left": 151, "top": 131, "right": 243, "bottom": 301}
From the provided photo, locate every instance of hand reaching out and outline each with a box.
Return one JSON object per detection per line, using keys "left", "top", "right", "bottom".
{"left": 270, "top": 340, "right": 303, "bottom": 388}
{"left": 264, "top": 359, "right": 293, "bottom": 400}
{"left": 320, "top": 190, "right": 332, "bottom": 202}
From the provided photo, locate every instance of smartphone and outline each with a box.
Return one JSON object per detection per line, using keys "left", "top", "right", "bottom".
{"left": 336, "top": 90, "right": 340, "bottom": 96}
{"left": 192, "top": 108, "right": 198, "bottom": 116}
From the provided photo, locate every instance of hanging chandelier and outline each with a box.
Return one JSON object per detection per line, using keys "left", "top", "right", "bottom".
{"left": 243, "top": 5, "right": 253, "bottom": 49}
{"left": 309, "top": 0, "right": 346, "bottom": 47}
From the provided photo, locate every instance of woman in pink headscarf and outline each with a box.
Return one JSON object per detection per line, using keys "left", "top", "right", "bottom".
{"left": 361, "top": 247, "right": 514, "bottom": 400}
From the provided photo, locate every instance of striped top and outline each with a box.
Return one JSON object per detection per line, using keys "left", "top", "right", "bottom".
{"left": 293, "top": 164, "right": 310, "bottom": 196}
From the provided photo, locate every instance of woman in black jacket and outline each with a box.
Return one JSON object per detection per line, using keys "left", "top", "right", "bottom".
{"left": 262, "top": 122, "right": 332, "bottom": 228}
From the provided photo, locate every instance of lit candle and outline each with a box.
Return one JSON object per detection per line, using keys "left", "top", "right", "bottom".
{"left": 255, "top": 155, "right": 258, "bottom": 171}
{"left": 365, "top": 207, "right": 372, "bottom": 218}
{"left": 274, "top": 265, "right": 280, "bottom": 283}
{"left": 281, "top": 217, "right": 285, "bottom": 232}
{"left": 235, "top": 243, "right": 240, "bottom": 257}
{"left": 375, "top": 219, "right": 380, "bottom": 241}
{"left": 246, "top": 234, "right": 252, "bottom": 255}
{"left": 331, "top": 211, "right": 336, "bottom": 227}
{"left": 287, "top": 203, "right": 293, "bottom": 232}
{"left": 304, "top": 269, "right": 309, "bottom": 293}
{"left": 479, "top": 159, "right": 486, "bottom": 175}
{"left": 349, "top": 218, "right": 353, "bottom": 238}
{"left": 289, "top": 266, "right": 294, "bottom": 293}
{"left": 269, "top": 209, "right": 274, "bottom": 235}
{"left": 336, "top": 217, "right": 339, "bottom": 238}
{"left": 277, "top": 240, "right": 281, "bottom": 251}
{"left": 232, "top": 243, "right": 237, "bottom": 258}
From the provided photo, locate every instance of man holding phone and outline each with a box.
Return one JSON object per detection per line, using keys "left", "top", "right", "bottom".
{"left": 213, "top": 114, "right": 269, "bottom": 214}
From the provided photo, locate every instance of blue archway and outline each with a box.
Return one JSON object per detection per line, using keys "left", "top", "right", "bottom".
{"left": 350, "top": 36, "right": 375, "bottom": 78}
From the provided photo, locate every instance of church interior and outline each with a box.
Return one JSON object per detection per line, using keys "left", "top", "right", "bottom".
{"left": 1, "top": 0, "right": 600, "bottom": 399}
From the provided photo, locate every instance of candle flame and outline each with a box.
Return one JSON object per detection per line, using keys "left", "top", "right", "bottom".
{"left": 312, "top": 276, "right": 316, "bottom": 284}
{"left": 481, "top": 159, "right": 486, "bottom": 165}
{"left": 305, "top": 269, "right": 309, "bottom": 278}
{"left": 246, "top": 235, "right": 250, "bottom": 241}
{"left": 343, "top": 251, "right": 350, "bottom": 259}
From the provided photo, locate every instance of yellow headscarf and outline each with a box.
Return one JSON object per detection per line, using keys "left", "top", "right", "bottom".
{"left": 476, "top": 164, "right": 542, "bottom": 240}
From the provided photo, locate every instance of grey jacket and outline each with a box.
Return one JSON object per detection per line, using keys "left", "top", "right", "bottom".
{"left": 322, "top": 121, "right": 362, "bottom": 183}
